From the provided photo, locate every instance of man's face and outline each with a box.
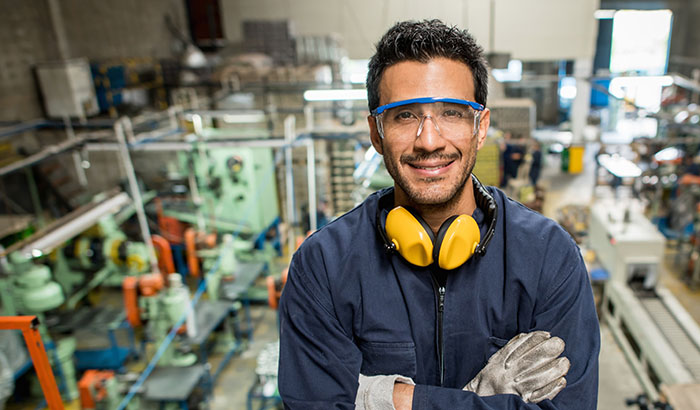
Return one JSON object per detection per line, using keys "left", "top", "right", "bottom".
{"left": 368, "top": 58, "right": 490, "bottom": 207}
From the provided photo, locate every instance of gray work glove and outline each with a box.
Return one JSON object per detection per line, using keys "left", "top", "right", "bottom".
{"left": 463, "top": 331, "right": 570, "bottom": 403}
{"left": 356, "top": 374, "right": 415, "bottom": 410}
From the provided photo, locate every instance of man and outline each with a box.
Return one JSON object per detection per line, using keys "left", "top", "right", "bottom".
{"left": 500, "top": 132, "right": 524, "bottom": 188}
{"left": 529, "top": 141, "right": 542, "bottom": 187}
{"left": 279, "top": 20, "right": 599, "bottom": 409}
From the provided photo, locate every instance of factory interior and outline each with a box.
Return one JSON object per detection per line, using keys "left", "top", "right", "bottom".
{"left": 2, "top": 0, "right": 700, "bottom": 409}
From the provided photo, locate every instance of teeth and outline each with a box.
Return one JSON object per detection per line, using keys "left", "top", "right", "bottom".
{"left": 414, "top": 165, "right": 444, "bottom": 171}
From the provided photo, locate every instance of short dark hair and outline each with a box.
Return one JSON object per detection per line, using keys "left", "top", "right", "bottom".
{"left": 366, "top": 19, "right": 489, "bottom": 112}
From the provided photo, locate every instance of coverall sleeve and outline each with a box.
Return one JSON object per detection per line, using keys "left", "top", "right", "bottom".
{"left": 278, "top": 257, "right": 363, "bottom": 409}
{"left": 411, "top": 253, "right": 600, "bottom": 409}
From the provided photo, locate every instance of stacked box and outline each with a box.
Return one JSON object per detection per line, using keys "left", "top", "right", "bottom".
{"left": 473, "top": 140, "right": 501, "bottom": 187}
{"left": 488, "top": 98, "right": 536, "bottom": 139}
{"left": 296, "top": 35, "right": 344, "bottom": 64}
{"left": 328, "top": 140, "right": 357, "bottom": 215}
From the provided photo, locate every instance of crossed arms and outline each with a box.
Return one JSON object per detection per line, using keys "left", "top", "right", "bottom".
{"left": 278, "top": 252, "right": 600, "bottom": 409}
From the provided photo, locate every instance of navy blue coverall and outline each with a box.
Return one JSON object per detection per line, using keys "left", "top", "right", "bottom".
{"left": 279, "top": 186, "right": 600, "bottom": 409}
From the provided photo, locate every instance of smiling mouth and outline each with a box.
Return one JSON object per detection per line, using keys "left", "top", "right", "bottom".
{"left": 408, "top": 160, "right": 455, "bottom": 171}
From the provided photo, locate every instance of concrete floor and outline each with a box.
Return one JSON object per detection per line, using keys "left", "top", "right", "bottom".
{"left": 210, "top": 306, "right": 280, "bottom": 410}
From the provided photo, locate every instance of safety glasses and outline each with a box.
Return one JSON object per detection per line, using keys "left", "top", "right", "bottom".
{"left": 372, "top": 97, "right": 485, "bottom": 140}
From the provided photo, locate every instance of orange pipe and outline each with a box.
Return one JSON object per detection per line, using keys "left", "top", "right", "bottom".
{"left": 78, "top": 370, "right": 114, "bottom": 409}
{"left": 122, "top": 277, "right": 141, "bottom": 327}
{"left": 266, "top": 268, "right": 290, "bottom": 310}
{"left": 139, "top": 273, "right": 165, "bottom": 296}
{"left": 184, "top": 228, "right": 200, "bottom": 277}
{"left": 151, "top": 234, "right": 176, "bottom": 276}
{"left": 266, "top": 276, "right": 278, "bottom": 309}
{"left": 0, "top": 316, "right": 64, "bottom": 410}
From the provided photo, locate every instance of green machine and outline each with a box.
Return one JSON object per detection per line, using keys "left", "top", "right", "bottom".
{"left": 1, "top": 252, "right": 79, "bottom": 401}
{"left": 169, "top": 141, "right": 279, "bottom": 236}
{"left": 137, "top": 273, "right": 197, "bottom": 367}
{"left": 50, "top": 214, "right": 151, "bottom": 309}
{"left": 4, "top": 252, "right": 65, "bottom": 315}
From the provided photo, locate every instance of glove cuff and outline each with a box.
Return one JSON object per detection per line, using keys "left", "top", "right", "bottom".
{"left": 357, "top": 374, "right": 415, "bottom": 410}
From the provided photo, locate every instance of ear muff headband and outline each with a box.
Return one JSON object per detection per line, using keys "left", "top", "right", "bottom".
{"left": 377, "top": 174, "right": 497, "bottom": 270}
{"left": 471, "top": 174, "right": 498, "bottom": 256}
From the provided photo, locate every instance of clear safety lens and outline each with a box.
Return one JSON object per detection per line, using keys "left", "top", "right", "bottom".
{"left": 377, "top": 102, "right": 480, "bottom": 139}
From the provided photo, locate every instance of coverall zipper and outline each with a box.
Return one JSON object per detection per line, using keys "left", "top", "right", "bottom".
{"left": 437, "top": 285, "right": 446, "bottom": 386}
{"left": 431, "top": 274, "right": 446, "bottom": 386}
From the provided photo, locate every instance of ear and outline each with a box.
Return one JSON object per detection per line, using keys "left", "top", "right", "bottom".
{"left": 367, "top": 115, "right": 384, "bottom": 155}
{"left": 475, "top": 108, "right": 490, "bottom": 151}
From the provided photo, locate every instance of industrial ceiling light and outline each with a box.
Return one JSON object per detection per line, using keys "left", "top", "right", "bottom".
{"left": 303, "top": 89, "right": 367, "bottom": 102}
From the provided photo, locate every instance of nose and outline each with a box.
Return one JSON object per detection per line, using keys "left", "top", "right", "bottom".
{"left": 414, "top": 115, "right": 446, "bottom": 152}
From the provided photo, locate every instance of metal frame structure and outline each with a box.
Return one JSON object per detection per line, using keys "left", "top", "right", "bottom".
{"left": 0, "top": 316, "right": 64, "bottom": 410}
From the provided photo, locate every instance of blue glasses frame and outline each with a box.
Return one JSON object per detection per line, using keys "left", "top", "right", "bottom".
{"left": 371, "top": 97, "right": 485, "bottom": 116}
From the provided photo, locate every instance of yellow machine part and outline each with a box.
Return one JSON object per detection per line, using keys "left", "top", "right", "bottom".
{"left": 109, "top": 238, "right": 125, "bottom": 266}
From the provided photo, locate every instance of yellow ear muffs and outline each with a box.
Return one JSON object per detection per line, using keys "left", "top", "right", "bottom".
{"left": 434, "top": 215, "right": 481, "bottom": 270}
{"left": 385, "top": 206, "right": 435, "bottom": 267}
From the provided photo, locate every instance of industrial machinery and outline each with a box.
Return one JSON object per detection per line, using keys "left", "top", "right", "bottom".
{"left": 159, "top": 111, "right": 280, "bottom": 236}
{"left": 78, "top": 370, "right": 120, "bottom": 410}
{"left": 61, "top": 214, "right": 151, "bottom": 294}
{"left": 593, "top": 199, "right": 700, "bottom": 403}
{"left": 123, "top": 273, "right": 196, "bottom": 367}
{"left": 0, "top": 252, "right": 79, "bottom": 401}
{"left": 0, "top": 190, "right": 158, "bottom": 403}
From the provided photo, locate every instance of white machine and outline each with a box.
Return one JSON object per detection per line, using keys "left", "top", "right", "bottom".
{"left": 592, "top": 200, "right": 700, "bottom": 403}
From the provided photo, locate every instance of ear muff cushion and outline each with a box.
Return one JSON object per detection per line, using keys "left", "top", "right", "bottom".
{"left": 385, "top": 206, "right": 434, "bottom": 267}
{"left": 436, "top": 215, "right": 481, "bottom": 270}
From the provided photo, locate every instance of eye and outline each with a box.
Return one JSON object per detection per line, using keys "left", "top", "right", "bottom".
{"left": 442, "top": 109, "right": 464, "bottom": 118}
{"left": 393, "top": 110, "right": 417, "bottom": 121}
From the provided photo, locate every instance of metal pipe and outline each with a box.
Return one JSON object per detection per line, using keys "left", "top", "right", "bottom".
{"left": 114, "top": 120, "right": 160, "bottom": 274}
{"left": 85, "top": 138, "right": 290, "bottom": 151}
{"left": 47, "top": 0, "right": 70, "bottom": 60}
{"left": 122, "top": 117, "right": 137, "bottom": 144}
{"left": 304, "top": 105, "right": 314, "bottom": 131}
{"left": 183, "top": 109, "right": 267, "bottom": 121}
{"left": 14, "top": 192, "right": 131, "bottom": 258}
{"left": 64, "top": 116, "right": 88, "bottom": 187}
{"left": 284, "top": 115, "right": 297, "bottom": 257}
{"left": 0, "top": 119, "right": 46, "bottom": 139}
{"left": 0, "top": 131, "right": 111, "bottom": 177}
{"left": 306, "top": 138, "right": 317, "bottom": 232}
